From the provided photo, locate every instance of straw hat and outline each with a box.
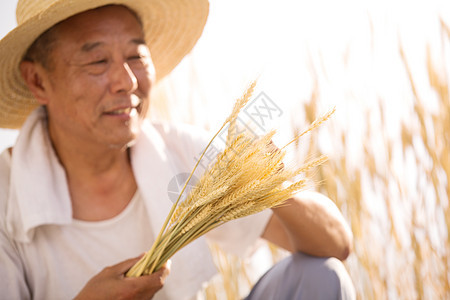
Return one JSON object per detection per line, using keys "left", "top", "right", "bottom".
{"left": 0, "top": 0, "right": 209, "bottom": 129}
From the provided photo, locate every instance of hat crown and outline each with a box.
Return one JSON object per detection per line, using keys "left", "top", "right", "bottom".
{"left": 16, "top": 0, "right": 56, "bottom": 25}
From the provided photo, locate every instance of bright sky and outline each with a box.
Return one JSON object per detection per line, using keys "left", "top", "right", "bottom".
{"left": 0, "top": 0, "right": 448, "bottom": 152}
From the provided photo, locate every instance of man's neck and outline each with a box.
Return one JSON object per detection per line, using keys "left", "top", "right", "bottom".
{"left": 50, "top": 132, "right": 138, "bottom": 222}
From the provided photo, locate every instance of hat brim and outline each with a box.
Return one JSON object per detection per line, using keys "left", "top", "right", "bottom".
{"left": 0, "top": 0, "right": 209, "bottom": 128}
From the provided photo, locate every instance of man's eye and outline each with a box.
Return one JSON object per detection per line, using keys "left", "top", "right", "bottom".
{"left": 129, "top": 55, "right": 143, "bottom": 61}
{"left": 84, "top": 59, "right": 108, "bottom": 75}
{"left": 89, "top": 59, "right": 107, "bottom": 65}
{"left": 128, "top": 55, "right": 149, "bottom": 68}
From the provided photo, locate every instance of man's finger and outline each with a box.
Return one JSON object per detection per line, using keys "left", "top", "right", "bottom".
{"left": 108, "top": 254, "right": 145, "bottom": 275}
{"left": 125, "top": 259, "right": 172, "bottom": 295}
{"left": 158, "top": 259, "right": 171, "bottom": 280}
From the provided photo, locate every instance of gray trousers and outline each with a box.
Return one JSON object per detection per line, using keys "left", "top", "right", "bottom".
{"left": 245, "top": 252, "right": 356, "bottom": 300}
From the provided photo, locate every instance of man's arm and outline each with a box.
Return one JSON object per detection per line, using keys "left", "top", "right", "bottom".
{"left": 261, "top": 190, "right": 353, "bottom": 260}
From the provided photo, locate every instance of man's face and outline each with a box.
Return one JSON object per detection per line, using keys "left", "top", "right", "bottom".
{"left": 41, "top": 5, "right": 154, "bottom": 149}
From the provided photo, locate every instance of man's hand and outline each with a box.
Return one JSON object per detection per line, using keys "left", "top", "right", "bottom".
{"left": 74, "top": 256, "right": 171, "bottom": 300}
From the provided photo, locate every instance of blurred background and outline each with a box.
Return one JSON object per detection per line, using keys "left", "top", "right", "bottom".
{"left": 1, "top": 0, "right": 449, "bottom": 298}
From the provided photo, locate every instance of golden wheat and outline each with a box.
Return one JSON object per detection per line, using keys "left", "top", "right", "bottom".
{"left": 126, "top": 82, "right": 332, "bottom": 277}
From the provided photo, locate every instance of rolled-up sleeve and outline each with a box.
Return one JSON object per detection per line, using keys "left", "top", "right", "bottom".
{"left": 0, "top": 227, "right": 30, "bottom": 299}
{"left": 0, "top": 150, "right": 30, "bottom": 299}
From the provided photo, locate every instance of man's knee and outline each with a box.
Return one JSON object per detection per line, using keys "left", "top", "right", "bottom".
{"left": 292, "top": 252, "right": 355, "bottom": 299}
{"left": 246, "top": 252, "right": 355, "bottom": 300}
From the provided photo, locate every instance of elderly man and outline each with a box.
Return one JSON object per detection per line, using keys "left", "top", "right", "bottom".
{"left": 0, "top": 0, "right": 355, "bottom": 299}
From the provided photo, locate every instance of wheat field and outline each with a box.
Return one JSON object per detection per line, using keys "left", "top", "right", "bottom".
{"left": 150, "top": 1, "right": 450, "bottom": 299}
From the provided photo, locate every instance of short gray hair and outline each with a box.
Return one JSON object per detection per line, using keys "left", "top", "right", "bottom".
{"left": 23, "top": 25, "right": 59, "bottom": 70}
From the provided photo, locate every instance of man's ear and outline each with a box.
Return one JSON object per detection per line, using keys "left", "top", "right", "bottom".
{"left": 20, "top": 61, "right": 51, "bottom": 105}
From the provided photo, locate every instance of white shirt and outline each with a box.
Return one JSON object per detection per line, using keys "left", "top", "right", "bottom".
{"left": 0, "top": 107, "right": 271, "bottom": 300}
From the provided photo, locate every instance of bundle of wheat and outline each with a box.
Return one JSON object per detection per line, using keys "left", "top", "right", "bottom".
{"left": 126, "top": 81, "right": 334, "bottom": 277}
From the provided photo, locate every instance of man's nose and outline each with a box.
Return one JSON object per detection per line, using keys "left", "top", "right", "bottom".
{"left": 110, "top": 61, "right": 138, "bottom": 94}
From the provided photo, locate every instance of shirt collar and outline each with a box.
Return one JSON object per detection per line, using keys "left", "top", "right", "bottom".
{"left": 7, "top": 107, "right": 72, "bottom": 242}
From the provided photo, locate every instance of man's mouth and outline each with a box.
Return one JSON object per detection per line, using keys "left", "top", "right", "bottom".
{"left": 107, "top": 107, "right": 133, "bottom": 115}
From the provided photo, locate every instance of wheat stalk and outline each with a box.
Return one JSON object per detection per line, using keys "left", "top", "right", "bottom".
{"left": 126, "top": 81, "right": 333, "bottom": 277}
